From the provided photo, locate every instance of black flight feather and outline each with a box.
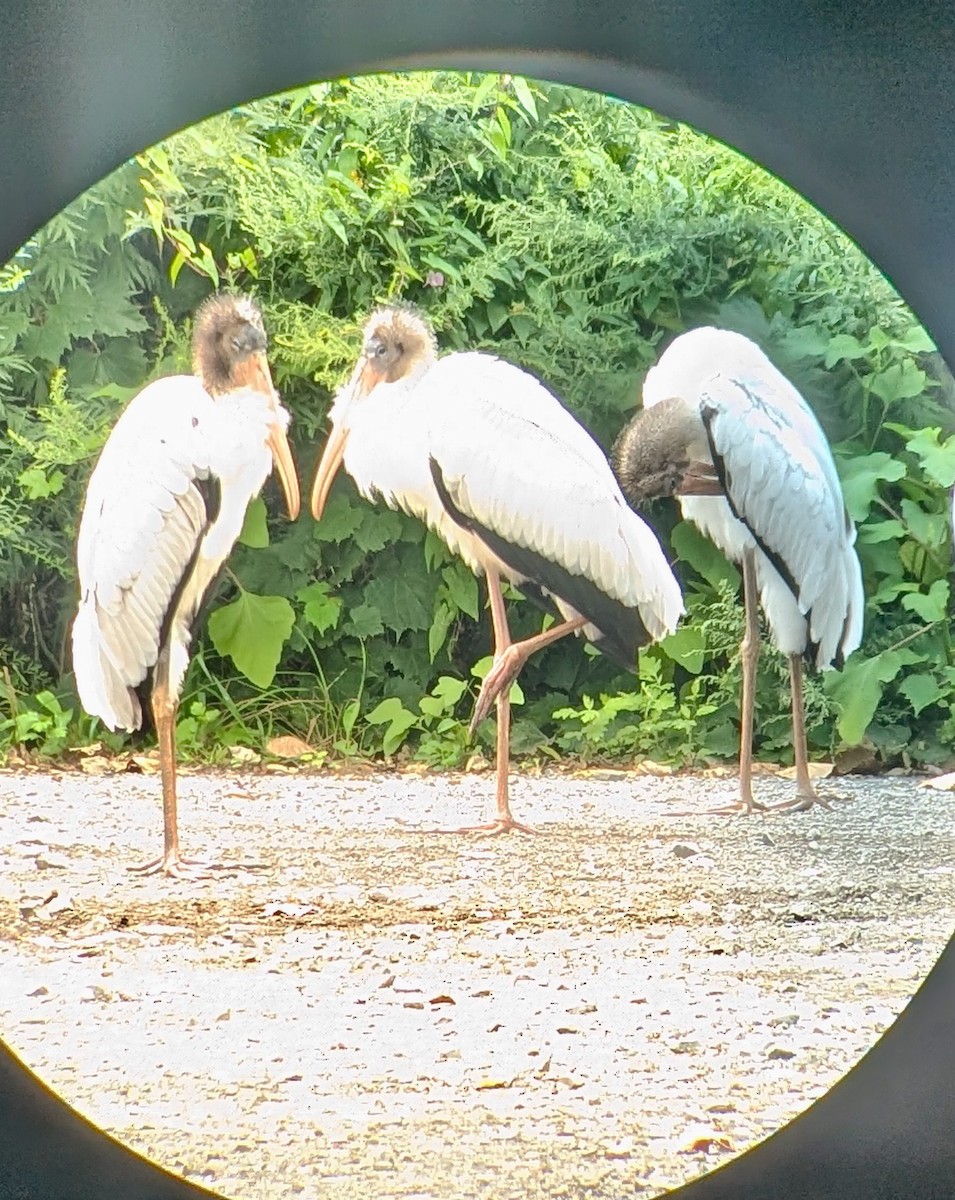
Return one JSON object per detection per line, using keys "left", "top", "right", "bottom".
{"left": 429, "top": 456, "right": 648, "bottom": 672}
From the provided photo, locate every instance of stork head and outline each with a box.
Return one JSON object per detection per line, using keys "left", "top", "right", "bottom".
{"left": 310, "top": 303, "right": 438, "bottom": 519}
{"left": 612, "top": 396, "right": 722, "bottom": 506}
{"left": 192, "top": 292, "right": 300, "bottom": 520}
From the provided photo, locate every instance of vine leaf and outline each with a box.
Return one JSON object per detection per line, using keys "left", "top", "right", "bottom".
{"left": 238, "top": 496, "right": 269, "bottom": 548}
{"left": 208, "top": 590, "right": 295, "bottom": 688}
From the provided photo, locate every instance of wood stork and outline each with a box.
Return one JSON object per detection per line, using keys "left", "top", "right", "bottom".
{"left": 71, "top": 294, "right": 300, "bottom": 878}
{"left": 310, "top": 304, "right": 683, "bottom": 834}
{"left": 612, "top": 326, "right": 864, "bottom": 814}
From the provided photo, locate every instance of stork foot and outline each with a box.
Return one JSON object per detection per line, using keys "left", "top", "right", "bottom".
{"left": 455, "top": 816, "right": 539, "bottom": 836}
{"left": 469, "top": 647, "right": 525, "bottom": 735}
{"left": 670, "top": 798, "right": 771, "bottom": 817}
{"left": 128, "top": 852, "right": 268, "bottom": 880}
{"left": 767, "top": 791, "right": 835, "bottom": 814}
{"left": 426, "top": 815, "right": 539, "bottom": 836}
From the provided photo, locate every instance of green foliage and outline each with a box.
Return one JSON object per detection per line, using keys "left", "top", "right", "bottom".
{"left": 2, "top": 70, "right": 953, "bottom": 772}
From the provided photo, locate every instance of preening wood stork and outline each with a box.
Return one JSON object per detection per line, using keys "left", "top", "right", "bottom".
{"left": 612, "top": 326, "right": 864, "bottom": 814}
{"left": 71, "top": 294, "right": 300, "bottom": 878}
{"left": 311, "top": 304, "right": 683, "bottom": 834}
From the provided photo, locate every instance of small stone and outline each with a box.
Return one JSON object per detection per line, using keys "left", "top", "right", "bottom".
{"left": 767, "top": 1046, "right": 796, "bottom": 1060}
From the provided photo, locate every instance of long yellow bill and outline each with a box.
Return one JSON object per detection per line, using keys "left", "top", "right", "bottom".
{"left": 240, "top": 349, "right": 301, "bottom": 521}
{"left": 310, "top": 425, "right": 349, "bottom": 520}
{"left": 267, "top": 419, "right": 301, "bottom": 520}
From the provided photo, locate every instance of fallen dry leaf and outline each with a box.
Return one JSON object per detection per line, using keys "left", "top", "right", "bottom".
{"left": 266, "top": 735, "right": 313, "bottom": 760}
{"left": 78, "top": 755, "right": 111, "bottom": 774}
{"left": 920, "top": 770, "right": 955, "bottom": 791}
{"left": 776, "top": 761, "right": 833, "bottom": 781}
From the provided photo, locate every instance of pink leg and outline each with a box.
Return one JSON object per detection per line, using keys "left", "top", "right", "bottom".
{"left": 685, "top": 549, "right": 770, "bottom": 816}
{"left": 453, "top": 572, "right": 582, "bottom": 835}
{"left": 129, "top": 662, "right": 266, "bottom": 879}
{"left": 768, "top": 654, "right": 834, "bottom": 813}
{"left": 128, "top": 673, "right": 214, "bottom": 878}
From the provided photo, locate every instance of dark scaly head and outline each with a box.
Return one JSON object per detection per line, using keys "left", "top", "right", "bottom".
{"left": 192, "top": 293, "right": 270, "bottom": 397}
{"left": 611, "top": 396, "right": 721, "bottom": 506}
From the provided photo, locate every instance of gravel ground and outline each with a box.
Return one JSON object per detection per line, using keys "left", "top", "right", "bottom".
{"left": 0, "top": 763, "right": 953, "bottom": 1200}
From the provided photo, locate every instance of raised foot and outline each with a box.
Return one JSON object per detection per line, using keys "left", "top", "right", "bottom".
{"left": 469, "top": 646, "right": 526, "bottom": 735}
{"left": 127, "top": 854, "right": 268, "bottom": 880}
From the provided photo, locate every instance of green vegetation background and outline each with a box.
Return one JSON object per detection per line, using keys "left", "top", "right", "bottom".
{"left": 2, "top": 72, "right": 953, "bottom": 772}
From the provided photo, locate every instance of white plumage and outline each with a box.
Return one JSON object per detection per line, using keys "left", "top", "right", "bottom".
{"left": 312, "top": 304, "right": 682, "bottom": 833}
{"left": 614, "top": 325, "right": 864, "bottom": 812}
{"left": 72, "top": 294, "right": 300, "bottom": 877}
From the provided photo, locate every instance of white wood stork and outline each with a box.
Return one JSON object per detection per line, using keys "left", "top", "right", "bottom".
{"left": 310, "top": 304, "right": 683, "bottom": 834}
{"left": 71, "top": 294, "right": 300, "bottom": 878}
{"left": 612, "top": 325, "right": 864, "bottom": 814}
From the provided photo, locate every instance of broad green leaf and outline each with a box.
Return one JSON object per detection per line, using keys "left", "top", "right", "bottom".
{"left": 238, "top": 496, "right": 269, "bottom": 548}
{"left": 658, "top": 624, "right": 705, "bottom": 674}
{"left": 354, "top": 507, "right": 404, "bottom": 554}
{"left": 311, "top": 490, "right": 365, "bottom": 544}
{"left": 364, "top": 571, "right": 432, "bottom": 638}
{"left": 858, "top": 518, "right": 906, "bottom": 545}
{"left": 342, "top": 601, "right": 385, "bottom": 640}
{"left": 824, "top": 648, "right": 921, "bottom": 745}
{"left": 365, "top": 696, "right": 417, "bottom": 755}
{"left": 868, "top": 361, "right": 927, "bottom": 405}
{"left": 18, "top": 466, "right": 65, "bottom": 499}
{"left": 902, "top": 427, "right": 955, "bottom": 488}
{"left": 442, "top": 563, "right": 480, "bottom": 620}
{"left": 900, "top": 498, "right": 946, "bottom": 547}
{"left": 432, "top": 676, "right": 469, "bottom": 706}
{"left": 341, "top": 699, "right": 360, "bottom": 737}
{"left": 836, "top": 452, "right": 906, "bottom": 522}
{"left": 296, "top": 581, "right": 343, "bottom": 635}
{"left": 486, "top": 298, "right": 509, "bottom": 333}
{"left": 671, "top": 520, "right": 739, "bottom": 590}
{"left": 824, "top": 333, "right": 867, "bottom": 367}
{"left": 895, "top": 325, "right": 936, "bottom": 354}
{"left": 208, "top": 590, "right": 295, "bottom": 688}
{"left": 901, "top": 579, "right": 949, "bottom": 623}
{"left": 900, "top": 673, "right": 944, "bottom": 717}
{"left": 779, "top": 324, "right": 830, "bottom": 360}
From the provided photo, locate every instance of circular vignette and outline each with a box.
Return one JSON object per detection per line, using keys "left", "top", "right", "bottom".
{"left": 1, "top": 2, "right": 954, "bottom": 1200}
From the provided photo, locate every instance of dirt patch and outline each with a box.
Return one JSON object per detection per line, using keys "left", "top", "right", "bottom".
{"left": 1, "top": 766, "right": 952, "bottom": 1199}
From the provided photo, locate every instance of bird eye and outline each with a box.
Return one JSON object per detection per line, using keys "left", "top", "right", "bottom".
{"left": 231, "top": 335, "right": 244, "bottom": 352}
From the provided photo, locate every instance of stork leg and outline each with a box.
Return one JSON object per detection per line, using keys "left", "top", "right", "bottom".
{"left": 702, "top": 549, "right": 770, "bottom": 816}
{"left": 767, "top": 655, "right": 834, "bottom": 813}
{"left": 127, "top": 670, "right": 212, "bottom": 879}
{"left": 469, "top": 612, "right": 589, "bottom": 735}
{"left": 453, "top": 572, "right": 587, "bottom": 836}
{"left": 128, "top": 656, "right": 264, "bottom": 879}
